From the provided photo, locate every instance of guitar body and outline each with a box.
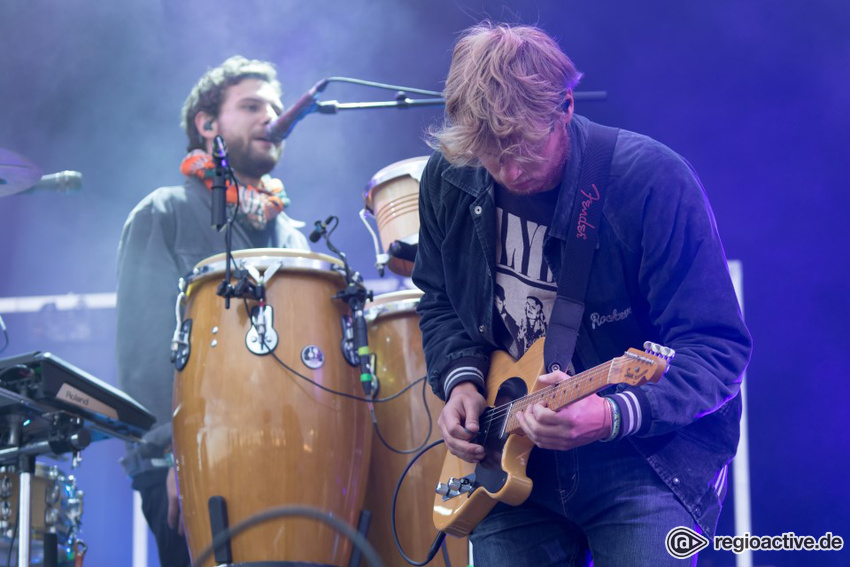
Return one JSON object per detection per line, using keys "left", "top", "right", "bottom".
{"left": 432, "top": 339, "right": 671, "bottom": 538}
{"left": 433, "top": 340, "right": 546, "bottom": 537}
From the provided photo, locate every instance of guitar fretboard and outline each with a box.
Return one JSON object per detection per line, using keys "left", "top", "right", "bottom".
{"left": 501, "top": 359, "right": 618, "bottom": 436}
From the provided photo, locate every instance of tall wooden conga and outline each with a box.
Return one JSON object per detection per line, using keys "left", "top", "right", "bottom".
{"left": 173, "top": 249, "right": 372, "bottom": 566}
{"left": 362, "top": 289, "right": 468, "bottom": 566}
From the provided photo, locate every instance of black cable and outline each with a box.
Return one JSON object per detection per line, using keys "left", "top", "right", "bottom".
{"left": 268, "top": 336, "right": 426, "bottom": 404}
{"left": 242, "top": 295, "right": 427, "bottom": 404}
{"left": 371, "top": 375, "right": 433, "bottom": 455}
{"left": 391, "top": 439, "right": 447, "bottom": 566}
{"left": 190, "top": 505, "right": 384, "bottom": 567}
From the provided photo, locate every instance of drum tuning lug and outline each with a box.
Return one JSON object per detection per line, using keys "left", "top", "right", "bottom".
{"left": 246, "top": 304, "right": 278, "bottom": 355}
{"left": 340, "top": 315, "right": 359, "bottom": 367}
{"left": 171, "top": 292, "right": 192, "bottom": 371}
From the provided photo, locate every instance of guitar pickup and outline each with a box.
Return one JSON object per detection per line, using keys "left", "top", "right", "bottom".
{"left": 435, "top": 475, "right": 475, "bottom": 501}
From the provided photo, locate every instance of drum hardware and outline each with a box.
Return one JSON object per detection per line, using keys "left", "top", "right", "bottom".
{"left": 171, "top": 288, "right": 192, "bottom": 370}
{"left": 358, "top": 210, "right": 390, "bottom": 277}
{"left": 340, "top": 315, "right": 360, "bottom": 368}
{"left": 386, "top": 240, "right": 418, "bottom": 264}
{"left": 299, "top": 346, "right": 325, "bottom": 370}
{"left": 242, "top": 261, "right": 282, "bottom": 356}
{"left": 245, "top": 304, "right": 278, "bottom": 355}
{"left": 310, "top": 215, "right": 378, "bottom": 397}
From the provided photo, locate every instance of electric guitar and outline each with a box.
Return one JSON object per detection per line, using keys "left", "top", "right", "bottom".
{"left": 432, "top": 339, "right": 675, "bottom": 537}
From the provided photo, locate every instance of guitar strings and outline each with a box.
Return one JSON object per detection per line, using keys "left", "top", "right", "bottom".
{"left": 476, "top": 357, "right": 638, "bottom": 443}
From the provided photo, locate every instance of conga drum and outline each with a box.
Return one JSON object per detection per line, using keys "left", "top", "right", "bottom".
{"left": 363, "top": 157, "right": 428, "bottom": 277}
{"left": 173, "top": 249, "right": 372, "bottom": 566}
{"left": 362, "top": 289, "right": 468, "bottom": 566}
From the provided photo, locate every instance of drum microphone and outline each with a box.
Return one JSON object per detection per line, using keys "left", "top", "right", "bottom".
{"left": 25, "top": 171, "right": 83, "bottom": 193}
{"left": 309, "top": 216, "right": 335, "bottom": 243}
{"left": 211, "top": 136, "right": 229, "bottom": 231}
{"left": 265, "top": 78, "right": 329, "bottom": 143}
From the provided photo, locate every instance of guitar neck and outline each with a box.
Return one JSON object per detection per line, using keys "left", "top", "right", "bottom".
{"left": 502, "top": 359, "right": 616, "bottom": 436}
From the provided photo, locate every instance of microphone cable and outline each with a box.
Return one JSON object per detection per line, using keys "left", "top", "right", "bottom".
{"left": 190, "top": 504, "right": 384, "bottom": 567}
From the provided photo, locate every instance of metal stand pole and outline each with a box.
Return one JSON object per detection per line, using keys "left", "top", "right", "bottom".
{"left": 17, "top": 455, "right": 35, "bottom": 567}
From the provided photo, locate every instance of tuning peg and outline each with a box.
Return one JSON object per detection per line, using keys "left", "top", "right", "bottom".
{"left": 643, "top": 342, "right": 676, "bottom": 361}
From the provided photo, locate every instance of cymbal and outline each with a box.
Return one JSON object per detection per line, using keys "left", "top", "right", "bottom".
{"left": 0, "top": 148, "right": 43, "bottom": 197}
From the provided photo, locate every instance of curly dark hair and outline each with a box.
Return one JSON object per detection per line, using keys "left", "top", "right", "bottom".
{"left": 181, "top": 56, "right": 282, "bottom": 152}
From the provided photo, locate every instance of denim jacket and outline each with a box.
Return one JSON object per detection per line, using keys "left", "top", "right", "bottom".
{"left": 412, "top": 115, "right": 752, "bottom": 537}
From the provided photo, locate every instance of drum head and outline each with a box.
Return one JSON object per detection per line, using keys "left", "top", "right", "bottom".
{"left": 185, "top": 248, "right": 344, "bottom": 290}
{"left": 363, "top": 156, "right": 429, "bottom": 212}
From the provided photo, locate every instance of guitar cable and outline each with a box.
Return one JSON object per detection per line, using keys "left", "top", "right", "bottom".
{"left": 391, "top": 438, "right": 449, "bottom": 566}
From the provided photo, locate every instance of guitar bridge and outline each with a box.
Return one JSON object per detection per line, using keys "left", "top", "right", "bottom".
{"left": 435, "top": 475, "right": 475, "bottom": 501}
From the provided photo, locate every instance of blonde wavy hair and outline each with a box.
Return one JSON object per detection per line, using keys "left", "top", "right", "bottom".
{"left": 428, "top": 23, "right": 583, "bottom": 167}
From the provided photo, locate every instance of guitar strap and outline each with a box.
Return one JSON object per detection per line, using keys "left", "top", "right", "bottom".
{"left": 543, "top": 122, "right": 619, "bottom": 373}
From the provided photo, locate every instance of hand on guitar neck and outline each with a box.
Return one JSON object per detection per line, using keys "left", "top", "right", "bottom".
{"left": 439, "top": 368, "right": 613, "bottom": 463}
{"left": 513, "top": 370, "right": 613, "bottom": 452}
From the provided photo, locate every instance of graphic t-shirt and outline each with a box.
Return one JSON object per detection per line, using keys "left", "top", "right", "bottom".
{"left": 493, "top": 184, "right": 559, "bottom": 359}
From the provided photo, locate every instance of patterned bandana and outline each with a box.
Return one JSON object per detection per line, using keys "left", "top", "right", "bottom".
{"left": 180, "top": 150, "right": 290, "bottom": 231}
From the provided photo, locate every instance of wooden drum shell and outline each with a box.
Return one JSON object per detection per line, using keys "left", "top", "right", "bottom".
{"left": 362, "top": 289, "right": 467, "bottom": 566}
{"left": 363, "top": 157, "right": 428, "bottom": 277}
{"left": 173, "top": 249, "right": 372, "bottom": 566}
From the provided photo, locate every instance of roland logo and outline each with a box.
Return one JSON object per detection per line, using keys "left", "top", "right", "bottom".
{"left": 61, "top": 386, "right": 90, "bottom": 407}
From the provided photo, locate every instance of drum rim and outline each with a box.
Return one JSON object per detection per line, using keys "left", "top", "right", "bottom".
{"left": 364, "top": 289, "right": 423, "bottom": 322}
{"left": 363, "top": 156, "right": 429, "bottom": 205}
{"left": 185, "top": 248, "right": 344, "bottom": 285}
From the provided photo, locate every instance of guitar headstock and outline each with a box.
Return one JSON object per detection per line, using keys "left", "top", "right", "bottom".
{"left": 644, "top": 341, "right": 676, "bottom": 375}
{"left": 611, "top": 343, "right": 674, "bottom": 387}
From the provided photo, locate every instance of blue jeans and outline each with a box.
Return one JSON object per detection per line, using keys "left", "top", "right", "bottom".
{"left": 470, "top": 441, "right": 698, "bottom": 566}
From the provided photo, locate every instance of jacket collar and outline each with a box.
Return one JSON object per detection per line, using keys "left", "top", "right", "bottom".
{"left": 441, "top": 159, "right": 492, "bottom": 198}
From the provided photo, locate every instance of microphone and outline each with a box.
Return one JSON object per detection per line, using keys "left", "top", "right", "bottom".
{"left": 309, "top": 215, "right": 335, "bottom": 243}
{"left": 211, "top": 136, "right": 228, "bottom": 231}
{"left": 26, "top": 171, "right": 82, "bottom": 193}
{"left": 265, "top": 78, "right": 329, "bottom": 143}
